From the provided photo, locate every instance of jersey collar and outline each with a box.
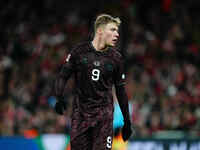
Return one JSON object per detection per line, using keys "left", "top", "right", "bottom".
{"left": 89, "top": 42, "right": 111, "bottom": 55}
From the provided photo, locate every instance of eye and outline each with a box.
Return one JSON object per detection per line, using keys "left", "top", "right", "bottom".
{"left": 111, "top": 28, "right": 118, "bottom": 32}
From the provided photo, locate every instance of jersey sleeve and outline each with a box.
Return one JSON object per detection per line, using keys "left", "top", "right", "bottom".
{"left": 64, "top": 48, "right": 77, "bottom": 69}
{"left": 114, "top": 56, "right": 126, "bottom": 86}
{"left": 114, "top": 55, "right": 131, "bottom": 123}
{"left": 54, "top": 48, "right": 77, "bottom": 98}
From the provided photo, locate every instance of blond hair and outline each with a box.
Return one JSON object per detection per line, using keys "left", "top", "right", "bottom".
{"left": 94, "top": 14, "right": 121, "bottom": 33}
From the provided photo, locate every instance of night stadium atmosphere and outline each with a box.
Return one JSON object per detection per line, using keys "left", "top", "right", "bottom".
{"left": 0, "top": 0, "right": 200, "bottom": 150}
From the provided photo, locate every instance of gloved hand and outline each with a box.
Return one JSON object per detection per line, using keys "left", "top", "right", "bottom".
{"left": 54, "top": 99, "right": 67, "bottom": 115}
{"left": 122, "top": 120, "right": 132, "bottom": 141}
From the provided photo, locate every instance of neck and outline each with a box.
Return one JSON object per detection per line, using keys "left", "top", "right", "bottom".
{"left": 92, "top": 36, "right": 107, "bottom": 51}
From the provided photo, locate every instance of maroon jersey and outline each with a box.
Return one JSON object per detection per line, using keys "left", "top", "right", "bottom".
{"left": 55, "top": 42, "right": 126, "bottom": 118}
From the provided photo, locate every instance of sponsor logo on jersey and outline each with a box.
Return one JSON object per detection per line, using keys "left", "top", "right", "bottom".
{"left": 105, "top": 63, "right": 113, "bottom": 71}
{"left": 81, "top": 57, "right": 88, "bottom": 64}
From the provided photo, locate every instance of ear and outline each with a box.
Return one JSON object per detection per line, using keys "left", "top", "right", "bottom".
{"left": 97, "top": 26, "right": 104, "bottom": 34}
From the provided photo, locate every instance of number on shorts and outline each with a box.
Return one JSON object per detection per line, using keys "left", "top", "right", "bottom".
{"left": 106, "top": 136, "right": 112, "bottom": 149}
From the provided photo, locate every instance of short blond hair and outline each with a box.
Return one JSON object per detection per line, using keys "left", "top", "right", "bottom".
{"left": 94, "top": 14, "right": 121, "bottom": 33}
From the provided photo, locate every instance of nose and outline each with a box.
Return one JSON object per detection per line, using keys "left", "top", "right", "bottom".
{"left": 115, "top": 31, "right": 119, "bottom": 38}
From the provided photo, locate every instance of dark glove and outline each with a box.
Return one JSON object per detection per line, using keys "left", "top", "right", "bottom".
{"left": 55, "top": 100, "right": 67, "bottom": 115}
{"left": 122, "top": 120, "right": 132, "bottom": 141}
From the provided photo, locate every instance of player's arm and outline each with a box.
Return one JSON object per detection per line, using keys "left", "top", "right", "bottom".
{"left": 115, "top": 84, "right": 130, "bottom": 124}
{"left": 115, "top": 84, "right": 132, "bottom": 141}
{"left": 114, "top": 57, "right": 132, "bottom": 141}
{"left": 54, "top": 52, "right": 76, "bottom": 114}
{"left": 55, "top": 58, "right": 74, "bottom": 98}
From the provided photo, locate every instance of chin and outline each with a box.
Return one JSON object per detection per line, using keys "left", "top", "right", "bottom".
{"left": 108, "top": 43, "right": 115, "bottom": 47}
{"left": 106, "top": 42, "right": 116, "bottom": 47}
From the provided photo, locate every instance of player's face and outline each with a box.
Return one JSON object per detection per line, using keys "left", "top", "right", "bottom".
{"left": 102, "top": 22, "right": 119, "bottom": 47}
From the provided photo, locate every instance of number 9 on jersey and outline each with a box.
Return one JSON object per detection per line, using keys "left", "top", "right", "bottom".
{"left": 92, "top": 69, "right": 100, "bottom": 81}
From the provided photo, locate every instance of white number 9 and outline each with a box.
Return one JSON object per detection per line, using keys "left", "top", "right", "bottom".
{"left": 106, "top": 136, "right": 112, "bottom": 149}
{"left": 92, "top": 69, "right": 100, "bottom": 81}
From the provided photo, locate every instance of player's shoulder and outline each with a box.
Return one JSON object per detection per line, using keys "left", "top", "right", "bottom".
{"left": 69, "top": 42, "right": 90, "bottom": 58}
{"left": 71, "top": 42, "right": 89, "bottom": 53}
{"left": 110, "top": 47, "right": 123, "bottom": 60}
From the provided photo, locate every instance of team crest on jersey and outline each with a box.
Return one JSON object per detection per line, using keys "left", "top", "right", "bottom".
{"left": 93, "top": 61, "right": 100, "bottom": 66}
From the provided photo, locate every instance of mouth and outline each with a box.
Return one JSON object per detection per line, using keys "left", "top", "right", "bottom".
{"left": 112, "top": 39, "right": 118, "bottom": 43}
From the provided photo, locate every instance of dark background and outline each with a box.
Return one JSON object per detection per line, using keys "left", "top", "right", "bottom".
{"left": 0, "top": 0, "right": 200, "bottom": 138}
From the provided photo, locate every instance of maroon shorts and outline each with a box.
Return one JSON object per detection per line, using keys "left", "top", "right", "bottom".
{"left": 70, "top": 108, "right": 113, "bottom": 150}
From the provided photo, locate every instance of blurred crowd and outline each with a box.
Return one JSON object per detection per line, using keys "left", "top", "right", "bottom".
{"left": 0, "top": 0, "right": 200, "bottom": 138}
